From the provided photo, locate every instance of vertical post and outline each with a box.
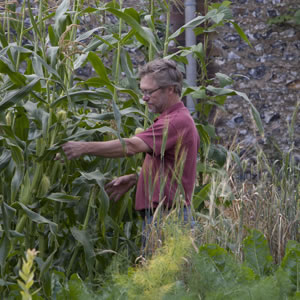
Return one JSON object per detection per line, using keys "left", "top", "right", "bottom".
{"left": 185, "top": 0, "right": 197, "bottom": 114}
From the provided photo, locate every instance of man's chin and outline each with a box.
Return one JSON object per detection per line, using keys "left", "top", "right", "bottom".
{"left": 147, "top": 106, "right": 156, "bottom": 113}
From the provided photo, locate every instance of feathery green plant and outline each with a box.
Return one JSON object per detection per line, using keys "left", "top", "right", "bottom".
{"left": 17, "top": 249, "right": 39, "bottom": 300}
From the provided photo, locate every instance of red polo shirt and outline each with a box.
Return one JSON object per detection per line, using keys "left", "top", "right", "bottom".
{"left": 135, "top": 102, "right": 200, "bottom": 211}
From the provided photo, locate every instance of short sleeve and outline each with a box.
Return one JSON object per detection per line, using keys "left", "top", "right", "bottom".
{"left": 136, "top": 117, "right": 178, "bottom": 157}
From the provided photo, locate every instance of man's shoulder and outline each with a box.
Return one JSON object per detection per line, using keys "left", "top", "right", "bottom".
{"left": 169, "top": 106, "right": 195, "bottom": 125}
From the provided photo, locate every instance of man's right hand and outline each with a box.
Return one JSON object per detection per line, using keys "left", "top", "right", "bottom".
{"left": 105, "top": 174, "right": 137, "bottom": 202}
{"left": 62, "top": 141, "right": 85, "bottom": 160}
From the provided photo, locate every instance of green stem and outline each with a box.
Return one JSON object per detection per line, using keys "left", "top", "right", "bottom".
{"left": 143, "top": 0, "right": 156, "bottom": 129}
{"left": 66, "top": 247, "right": 79, "bottom": 277}
{"left": 5, "top": 0, "right": 10, "bottom": 44}
{"left": 38, "top": 224, "right": 46, "bottom": 259}
{"left": 83, "top": 185, "right": 97, "bottom": 230}
{"left": 163, "top": 1, "right": 170, "bottom": 57}
{"left": 148, "top": 0, "right": 155, "bottom": 60}
{"left": 16, "top": 1, "right": 26, "bottom": 70}
{"left": 15, "top": 214, "right": 27, "bottom": 233}
{"left": 113, "top": 0, "right": 123, "bottom": 103}
{"left": 67, "top": 185, "right": 97, "bottom": 276}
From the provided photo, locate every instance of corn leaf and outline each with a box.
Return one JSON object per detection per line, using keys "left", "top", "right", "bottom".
{"left": 51, "top": 90, "right": 112, "bottom": 108}
{"left": 54, "top": 0, "right": 70, "bottom": 36}
{"left": 106, "top": 7, "right": 158, "bottom": 53}
{"left": 0, "top": 77, "right": 40, "bottom": 110}
{"left": 18, "top": 203, "right": 58, "bottom": 234}
{"left": 0, "top": 235, "right": 10, "bottom": 270}
{"left": 0, "top": 149, "right": 11, "bottom": 170}
{"left": 44, "top": 193, "right": 80, "bottom": 204}
{"left": 39, "top": 248, "right": 57, "bottom": 280}
{"left": 70, "top": 228, "right": 95, "bottom": 273}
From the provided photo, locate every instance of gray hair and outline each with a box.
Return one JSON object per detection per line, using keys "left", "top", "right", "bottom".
{"left": 138, "top": 59, "right": 183, "bottom": 95}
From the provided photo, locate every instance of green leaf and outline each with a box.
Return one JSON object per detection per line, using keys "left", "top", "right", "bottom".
{"left": 74, "top": 53, "right": 88, "bottom": 70}
{"left": 197, "top": 124, "right": 211, "bottom": 147}
{"left": 124, "top": 7, "right": 140, "bottom": 23}
{"left": 294, "top": 9, "right": 300, "bottom": 25}
{"left": 193, "top": 183, "right": 211, "bottom": 210}
{"left": 54, "top": 0, "right": 70, "bottom": 36}
{"left": 208, "top": 144, "right": 227, "bottom": 167}
{"left": 206, "top": 86, "right": 264, "bottom": 136}
{"left": 18, "top": 203, "right": 58, "bottom": 234}
{"left": 66, "top": 273, "right": 94, "bottom": 300}
{"left": 120, "top": 49, "right": 138, "bottom": 90}
{"left": 8, "top": 142, "right": 25, "bottom": 202}
{"left": 75, "top": 26, "right": 106, "bottom": 42}
{"left": 0, "top": 149, "right": 11, "bottom": 170}
{"left": 50, "top": 89, "right": 112, "bottom": 108}
{"left": 48, "top": 24, "right": 59, "bottom": 46}
{"left": 215, "top": 72, "right": 234, "bottom": 88}
{"left": 0, "top": 58, "right": 26, "bottom": 86}
{"left": 14, "top": 107, "right": 29, "bottom": 141}
{"left": 106, "top": 7, "right": 158, "bottom": 52}
{"left": 79, "top": 170, "right": 110, "bottom": 221}
{"left": 87, "top": 52, "right": 110, "bottom": 84}
{"left": 27, "top": 0, "right": 41, "bottom": 41}
{"left": 168, "top": 15, "right": 206, "bottom": 40}
{"left": 0, "top": 77, "right": 40, "bottom": 110}
{"left": 1, "top": 202, "right": 15, "bottom": 237}
{"left": 281, "top": 240, "right": 300, "bottom": 292}
{"left": 243, "top": 229, "right": 273, "bottom": 277}
{"left": 230, "top": 21, "right": 252, "bottom": 47}
{"left": 9, "top": 46, "right": 61, "bottom": 80}
{"left": 66, "top": 126, "right": 118, "bottom": 141}
{"left": 44, "top": 193, "right": 80, "bottom": 204}
{"left": 70, "top": 228, "right": 95, "bottom": 273}
{"left": 0, "top": 235, "right": 10, "bottom": 270}
{"left": 47, "top": 46, "right": 59, "bottom": 68}
{"left": 39, "top": 248, "right": 57, "bottom": 280}
{"left": 0, "top": 22, "right": 8, "bottom": 49}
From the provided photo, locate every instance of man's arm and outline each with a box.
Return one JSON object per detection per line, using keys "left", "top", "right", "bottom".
{"left": 62, "top": 136, "right": 150, "bottom": 160}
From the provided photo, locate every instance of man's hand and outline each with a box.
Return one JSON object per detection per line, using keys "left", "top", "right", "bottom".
{"left": 62, "top": 141, "right": 85, "bottom": 160}
{"left": 105, "top": 174, "right": 137, "bottom": 202}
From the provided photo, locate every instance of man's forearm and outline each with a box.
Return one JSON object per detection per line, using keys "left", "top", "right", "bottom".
{"left": 85, "top": 140, "right": 130, "bottom": 158}
{"left": 62, "top": 136, "right": 150, "bottom": 160}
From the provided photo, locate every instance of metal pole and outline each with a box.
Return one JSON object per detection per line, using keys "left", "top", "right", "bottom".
{"left": 185, "top": 0, "right": 197, "bottom": 114}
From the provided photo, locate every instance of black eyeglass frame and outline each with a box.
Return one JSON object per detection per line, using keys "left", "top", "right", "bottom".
{"left": 141, "top": 86, "right": 162, "bottom": 97}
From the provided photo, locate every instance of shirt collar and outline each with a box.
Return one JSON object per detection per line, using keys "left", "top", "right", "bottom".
{"left": 155, "top": 101, "right": 184, "bottom": 121}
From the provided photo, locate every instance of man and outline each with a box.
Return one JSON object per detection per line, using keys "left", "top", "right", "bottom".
{"left": 62, "top": 59, "right": 199, "bottom": 219}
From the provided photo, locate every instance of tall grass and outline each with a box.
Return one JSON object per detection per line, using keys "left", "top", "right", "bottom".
{"left": 194, "top": 128, "right": 299, "bottom": 264}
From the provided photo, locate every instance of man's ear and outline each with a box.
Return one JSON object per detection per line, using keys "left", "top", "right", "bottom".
{"left": 168, "top": 85, "right": 175, "bottom": 94}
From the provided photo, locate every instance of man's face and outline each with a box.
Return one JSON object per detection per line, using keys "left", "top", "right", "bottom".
{"left": 140, "top": 75, "right": 168, "bottom": 114}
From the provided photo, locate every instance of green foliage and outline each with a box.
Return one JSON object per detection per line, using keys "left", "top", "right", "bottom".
{"left": 243, "top": 229, "right": 274, "bottom": 277}
{"left": 281, "top": 241, "right": 300, "bottom": 294}
{"left": 267, "top": 9, "right": 300, "bottom": 26}
{"left": 98, "top": 230, "right": 300, "bottom": 299}
{"left": 122, "top": 227, "right": 192, "bottom": 299}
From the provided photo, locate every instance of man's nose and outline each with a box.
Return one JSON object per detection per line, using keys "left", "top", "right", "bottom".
{"left": 143, "top": 95, "right": 150, "bottom": 102}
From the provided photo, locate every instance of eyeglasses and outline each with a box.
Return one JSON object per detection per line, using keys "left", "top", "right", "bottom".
{"left": 141, "top": 87, "right": 161, "bottom": 97}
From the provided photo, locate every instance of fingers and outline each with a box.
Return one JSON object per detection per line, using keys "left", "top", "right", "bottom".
{"left": 54, "top": 153, "right": 61, "bottom": 161}
{"left": 62, "top": 141, "right": 82, "bottom": 160}
{"left": 109, "top": 191, "right": 122, "bottom": 202}
{"left": 54, "top": 153, "right": 65, "bottom": 163}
